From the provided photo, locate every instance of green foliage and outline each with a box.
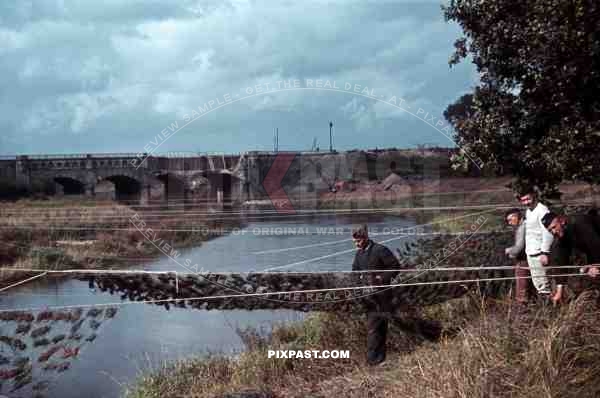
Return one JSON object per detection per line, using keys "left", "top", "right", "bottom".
{"left": 443, "top": 0, "right": 600, "bottom": 198}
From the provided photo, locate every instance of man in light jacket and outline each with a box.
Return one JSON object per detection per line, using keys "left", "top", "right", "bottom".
{"left": 518, "top": 187, "right": 554, "bottom": 298}
{"left": 504, "top": 208, "right": 531, "bottom": 304}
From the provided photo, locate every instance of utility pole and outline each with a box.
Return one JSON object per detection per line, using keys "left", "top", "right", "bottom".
{"left": 329, "top": 121, "right": 333, "bottom": 152}
{"left": 273, "top": 128, "right": 279, "bottom": 152}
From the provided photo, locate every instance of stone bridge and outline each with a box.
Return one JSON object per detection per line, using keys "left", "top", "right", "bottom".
{"left": 0, "top": 149, "right": 454, "bottom": 205}
{"left": 0, "top": 152, "right": 254, "bottom": 204}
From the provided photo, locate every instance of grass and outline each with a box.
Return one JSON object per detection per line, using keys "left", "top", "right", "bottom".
{"left": 0, "top": 199, "right": 241, "bottom": 285}
{"left": 360, "top": 292, "right": 600, "bottom": 398}
{"left": 124, "top": 290, "right": 600, "bottom": 398}
{"left": 123, "top": 309, "right": 435, "bottom": 398}
{"left": 422, "top": 210, "right": 507, "bottom": 234}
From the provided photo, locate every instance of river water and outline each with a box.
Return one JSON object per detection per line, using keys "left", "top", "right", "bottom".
{"left": 0, "top": 214, "right": 418, "bottom": 398}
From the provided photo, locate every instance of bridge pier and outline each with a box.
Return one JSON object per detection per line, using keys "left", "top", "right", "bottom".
{"left": 15, "top": 156, "right": 30, "bottom": 190}
{"left": 84, "top": 184, "right": 95, "bottom": 197}
{"left": 141, "top": 184, "right": 151, "bottom": 205}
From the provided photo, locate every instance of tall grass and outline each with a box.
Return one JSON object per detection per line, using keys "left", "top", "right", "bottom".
{"left": 124, "top": 291, "right": 600, "bottom": 398}
{"left": 370, "top": 292, "right": 600, "bottom": 398}
{"left": 0, "top": 199, "right": 240, "bottom": 280}
{"left": 123, "top": 310, "right": 436, "bottom": 398}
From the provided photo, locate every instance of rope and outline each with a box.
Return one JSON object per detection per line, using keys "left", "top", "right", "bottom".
{"left": 0, "top": 204, "right": 519, "bottom": 283}
{"left": 0, "top": 203, "right": 516, "bottom": 218}
{"left": 0, "top": 264, "right": 593, "bottom": 276}
{"left": 0, "top": 272, "right": 590, "bottom": 314}
{"left": 0, "top": 272, "right": 48, "bottom": 293}
{"left": 259, "top": 209, "right": 494, "bottom": 271}
{"left": 251, "top": 210, "right": 497, "bottom": 255}
{"left": 0, "top": 203, "right": 595, "bottom": 311}
{"left": 0, "top": 212, "right": 516, "bottom": 226}
{"left": 1, "top": 200, "right": 595, "bottom": 229}
{"left": 0, "top": 204, "right": 507, "bottom": 218}
{"left": 0, "top": 188, "right": 515, "bottom": 211}
{"left": 0, "top": 197, "right": 594, "bottom": 217}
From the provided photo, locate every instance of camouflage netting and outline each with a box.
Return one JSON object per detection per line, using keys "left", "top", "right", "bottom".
{"left": 67, "top": 231, "right": 599, "bottom": 313}
{"left": 2, "top": 229, "right": 599, "bottom": 396}
{"left": 0, "top": 307, "right": 118, "bottom": 398}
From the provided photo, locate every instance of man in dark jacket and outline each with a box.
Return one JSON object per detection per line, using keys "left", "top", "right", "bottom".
{"left": 351, "top": 224, "right": 400, "bottom": 366}
{"left": 541, "top": 211, "right": 600, "bottom": 279}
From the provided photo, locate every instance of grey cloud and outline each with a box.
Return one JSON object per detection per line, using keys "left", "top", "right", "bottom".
{"left": 0, "top": 0, "right": 200, "bottom": 28}
{"left": 0, "top": 0, "right": 475, "bottom": 154}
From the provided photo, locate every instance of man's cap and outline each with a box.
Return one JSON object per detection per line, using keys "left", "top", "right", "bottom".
{"left": 541, "top": 212, "right": 558, "bottom": 229}
{"left": 504, "top": 208, "right": 521, "bottom": 221}
{"left": 351, "top": 224, "right": 369, "bottom": 239}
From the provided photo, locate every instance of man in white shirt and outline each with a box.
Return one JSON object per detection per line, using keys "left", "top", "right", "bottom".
{"left": 519, "top": 187, "right": 554, "bottom": 297}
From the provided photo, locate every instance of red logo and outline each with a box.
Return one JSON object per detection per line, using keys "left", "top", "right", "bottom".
{"left": 262, "top": 153, "right": 296, "bottom": 214}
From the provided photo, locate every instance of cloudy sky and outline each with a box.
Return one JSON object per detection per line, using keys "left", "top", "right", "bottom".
{"left": 0, "top": 0, "right": 477, "bottom": 155}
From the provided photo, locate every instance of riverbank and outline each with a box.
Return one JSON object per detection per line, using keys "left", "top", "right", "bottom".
{"left": 124, "top": 291, "right": 600, "bottom": 398}
{"left": 0, "top": 199, "right": 242, "bottom": 286}
{"left": 122, "top": 198, "right": 600, "bottom": 398}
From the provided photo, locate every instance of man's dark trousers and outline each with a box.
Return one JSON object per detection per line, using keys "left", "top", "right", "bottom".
{"left": 365, "top": 283, "right": 394, "bottom": 364}
{"left": 367, "top": 311, "right": 388, "bottom": 364}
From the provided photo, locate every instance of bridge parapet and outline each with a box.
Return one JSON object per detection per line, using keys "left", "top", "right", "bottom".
{"left": 12, "top": 153, "right": 141, "bottom": 161}
{"left": 9, "top": 154, "right": 146, "bottom": 171}
{"left": 27, "top": 158, "right": 135, "bottom": 171}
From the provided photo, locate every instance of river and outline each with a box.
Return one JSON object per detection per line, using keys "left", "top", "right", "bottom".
{"left": 0, "top": 214, "right": 419, "bottom": 398}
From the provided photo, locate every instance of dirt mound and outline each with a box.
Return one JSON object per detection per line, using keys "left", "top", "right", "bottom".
{"left": 381, "top": 173, "right": 406, "bottom": 191}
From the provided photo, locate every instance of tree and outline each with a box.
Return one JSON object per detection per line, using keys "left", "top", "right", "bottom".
{"left": 443, "top": 0, "right": 600, "bottom": 198}
{"left": 443, "top": 94, "right": 473, "bottom": 127}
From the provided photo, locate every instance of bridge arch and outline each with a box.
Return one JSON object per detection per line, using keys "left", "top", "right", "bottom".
{"left": 53, "top": 176, "right": 86, "bottom": 195}
{"left": 100, "top": 175, "right": 142, "bottom": 202}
